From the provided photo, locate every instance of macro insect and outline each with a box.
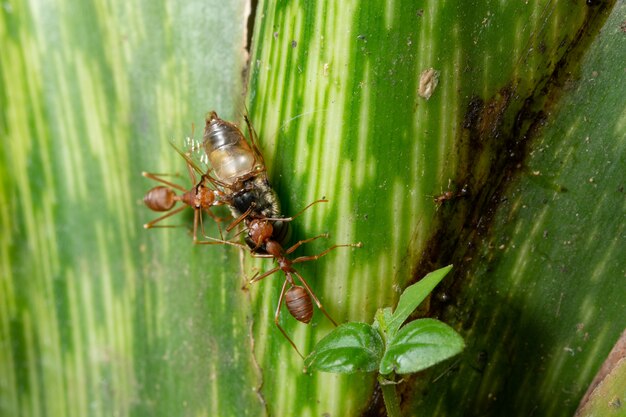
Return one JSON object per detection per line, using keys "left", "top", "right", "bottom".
{"left": 245, "top": 214, "right": 362, "bottom": 358}
{"left": 145, "top": 111, "right": 362, "bottom": 356}
{"left": 431, "top": 182, "right": 469, "bottom": 208}
{"left": 202, "top": 111, "right": 290, "bottom": 250}
{"left": 143, "top": 111, "right": 284, "bottom": 247}
{"left": 201, "top": 111, "right": 363, "bottom": 356}
{"left": 142, "top": 146, "right": 237, "bottom": 245}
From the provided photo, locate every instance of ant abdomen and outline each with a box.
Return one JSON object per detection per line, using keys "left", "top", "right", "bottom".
{"left": 144, "top": 186, "right": 176, "bottom": 211}
{"left": 285, "top": 285, "right": 313, "bottom": 324}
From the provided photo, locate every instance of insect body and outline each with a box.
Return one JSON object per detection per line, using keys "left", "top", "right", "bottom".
{"left": 203, "top": 111, "right": 264, "bottom": 187}
{"left": 246, "top": 218, "right": 362, "bottom": 358}
{"left": 199, "top": 111, "right": 363, "bottom": 356}
{"left": 203, "top": 111, "right": 288, "bottom": 250}
{"left": 431, "top": 183, "right": 469, "bottom": 208}
{"left": 142, "top": 148, "right": 238, "bottom": 246}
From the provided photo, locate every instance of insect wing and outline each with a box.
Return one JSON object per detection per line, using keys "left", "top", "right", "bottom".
{"left": 169, "top": 138, "right": 209, "bottom": 181}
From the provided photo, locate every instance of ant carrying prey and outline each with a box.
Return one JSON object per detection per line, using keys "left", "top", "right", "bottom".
{"left": 142, "top": 111, "right": 362, "bottom": 357}
{"left": 202, "top": 111, "right": 290, "bottom": 249}
{"left": 202, "top": 112, "right": 363, "bottom": 355}
{"left": 142, "top": 145, "right": 240, "bottom": 247}
{"left": 244, "top": 210, "right": 362, "bottom": 358}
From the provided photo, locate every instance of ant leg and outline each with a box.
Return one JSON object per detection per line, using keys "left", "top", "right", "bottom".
{"left": 193, "top": 237, "right": 247, "bottom": 248}
{"left": 184, "top": 162, "right": 197, "bottom": 185}
{"left": 292, "top": 242, "right": 363, "bottom": 264}
{"left": 192, "top": 207, "right": 208, "bottom": 242}
{"left": 226, "top": 206, "right": 254, "bottom": 232}
{"left": 293, "top": 270, "right": 338, "bottom": 327}
{"left": 142, "top": 172, "right": 187, "bottom": 192}
{"left": 248, "top": 265, "right": 281, "bottom": 284}
{"left": 144, "top": 205, "right": 188, "bottom": 229}
{"left": 197, "top": 208, "right": 230, "bottom": 240}
{"left": 201, "top": 171, "right": 231, "bottom": 189}
{"left": 204, "top": 210, "right": 226, "bottom": 239}
{"left": 243, "top": 112, "right": 266, "bottom": 167}
{"left": 283, "top": 233, "right": 329, "bottom": 255}
{"left": 249, "top": 252, "right": 274, "bottom": 259}
{"left": 263, "top": 199, "right": 329, "bottom": 222}
{"left": 274, "top": 279, "right": 304, "bottom": 358}
{"left": 227, "top": 225, "right": 249, "bottom": 243}
{"left": 192, "top": 209, "right": 247, "bottom": 249}
{"left": 205, "top": 209, "right": 230, "bottom": 224}
{"left": 197, "top": 208, "right": 223, "bottom": 240}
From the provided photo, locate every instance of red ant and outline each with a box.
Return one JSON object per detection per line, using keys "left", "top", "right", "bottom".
{"left": 145, "top": 113, "right": 363, "bottom": 357}
{"left": 234, "top": 200, "right": 362, "bottom": 357}
{"left": 144, "top": 169, "right": 360, "bottom": 358}
{"left": 142, "top": 146, "right": 241, "bottom": 247}
{"left": 430, "top": 181, "right": 469, "bottom": 208}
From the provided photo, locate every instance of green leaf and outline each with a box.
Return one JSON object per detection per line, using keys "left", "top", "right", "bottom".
{"left": 380, "top": 319, "right": 465, "bottom": 376}
{"left": 5, "top": 0, "right": 621, "bottom": 415}
{"left": 575, "top": 331, "right": 626, "bottom": 417}
{"left": 304, "top": 323, "right": 384, "bottom": 374}
{"left": 373, "top": 307, "right": 394, "bottom": 336}
{"left": 386, "top": 265, "right": 452, "bottom": 338}
{"left": 405, "top": 4, "right": 626, "bottom": 415}
{"left": 1, "top": 1, "right": 260, "bottom": 416}
{"left": 575, "top": 360, "right": 626, "bottom": 417}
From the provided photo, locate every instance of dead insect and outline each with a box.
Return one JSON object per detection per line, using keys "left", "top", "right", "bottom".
{"left": 203, "top": 111, "right": 265, "bottom": 188}
{"left": 203, "top": 111, "right": 289, "bottom": 249}
{"left": 201, "top": 111, "right": 363, "bottom": 356}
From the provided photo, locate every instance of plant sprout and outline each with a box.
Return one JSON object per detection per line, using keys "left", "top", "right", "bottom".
{"left": 305, "top": 265, "right": 464, "bottom": 417}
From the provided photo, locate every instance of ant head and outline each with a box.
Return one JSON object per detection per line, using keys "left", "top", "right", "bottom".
{"left": 144, "top": 186, "right": 176, "bottom": 212}
{"left": 248, "top": 219, "right": 274, "bottom": 247}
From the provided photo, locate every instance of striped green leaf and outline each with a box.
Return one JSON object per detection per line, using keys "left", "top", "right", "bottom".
{"left": 406, "top": 3, "right": 626, "bottom": 416}
{"left": 3, "top": 0, "right": 624, "bottom": 417}
{"left": 0, "top": 1, "right": 262, "bottom": 416}
{"left": 245, "top": 0, "right": 623, "bottom": 416}
{"left": 386, "top": 265, "right": 452, "bottom": 338}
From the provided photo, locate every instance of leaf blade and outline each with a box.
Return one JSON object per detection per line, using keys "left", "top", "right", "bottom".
{"left": 305, "top": 322, "right": 384, "bottom": 374}
{"left": 380, "top": 318, "right": 465, "bottom": 375}
{"left": 386, "top": 265, "right": 453, "bottom": 338}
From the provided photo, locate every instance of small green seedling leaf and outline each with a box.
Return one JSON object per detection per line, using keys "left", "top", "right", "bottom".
{"left": 372, "top": 307, "right": 393, "bottom": 335}
{"left": 379, "top": 318, "right": 464, "bottom": 375}
{"left": 386, "top": 265, "right": 452, "bottom": 338}
{"left": 304, "top": 322, "right": 384, "bottom": 373}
